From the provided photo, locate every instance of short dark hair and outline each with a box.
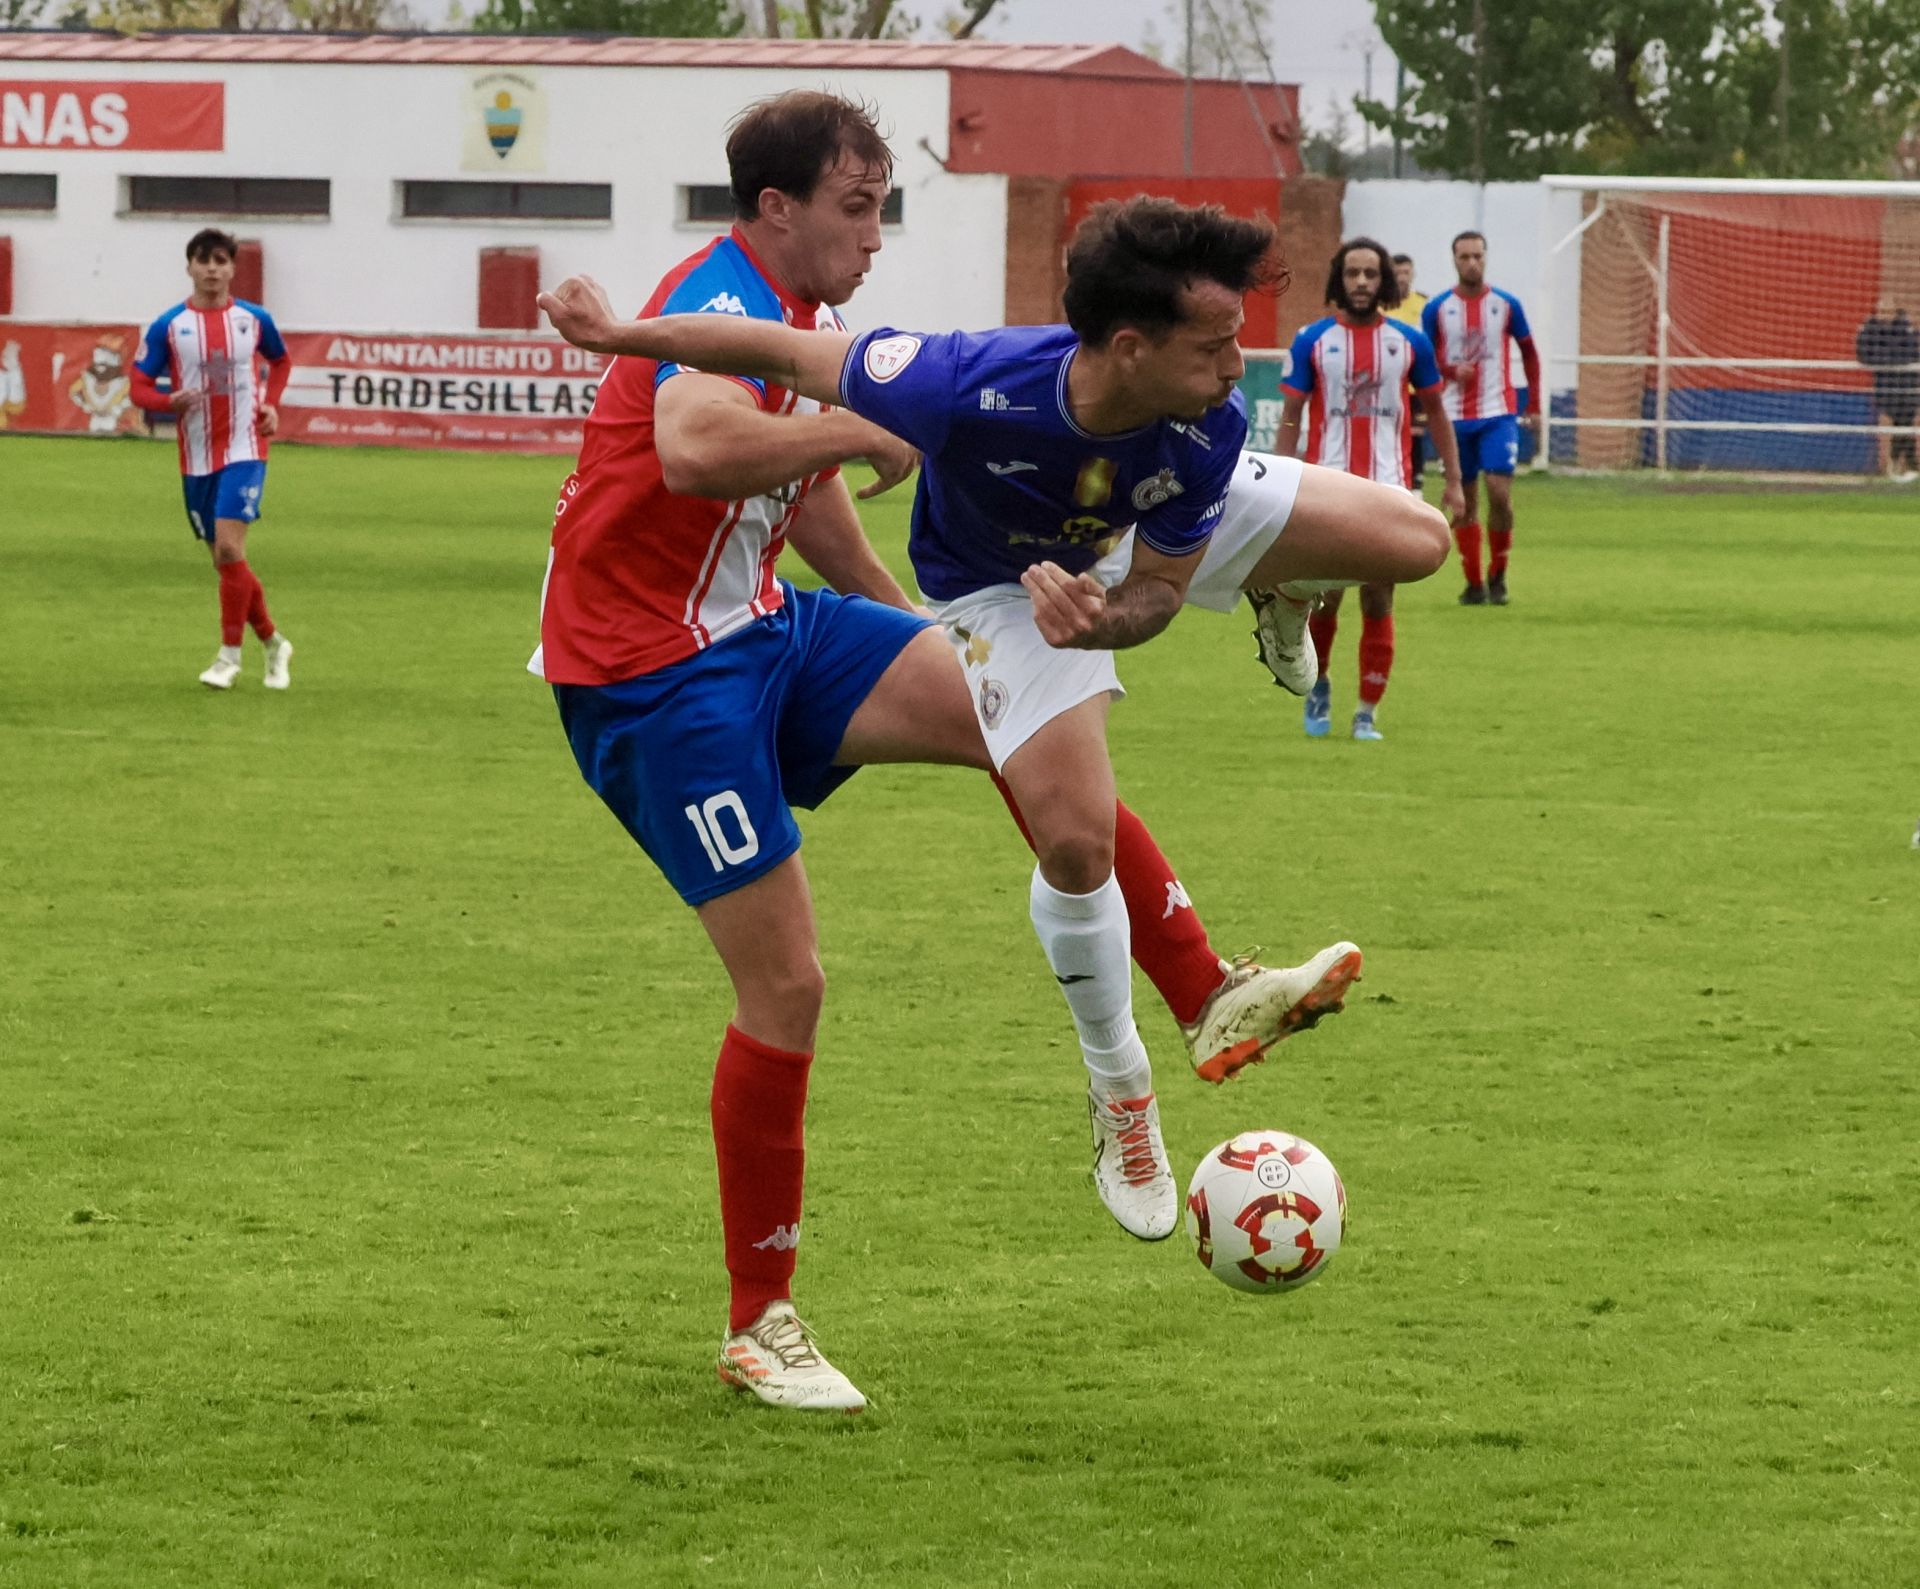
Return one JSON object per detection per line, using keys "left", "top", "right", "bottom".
{"left": 1325, "top": 237, "right": 1402, "bottom": 314}
{"left": 1063, "top": 197, "right": 1285, "bottom": 346}
{"left": 186, "top": 228, "right": 238, "bottom": 262}
{"left": 1390, "top": 252, "right": 1413, "bottom": 267}
{"left": 726, "top": 91, "right": 892, "bottom": 222}
{"left": 1451, "top": 230, "right": 1486, "bottom": 252}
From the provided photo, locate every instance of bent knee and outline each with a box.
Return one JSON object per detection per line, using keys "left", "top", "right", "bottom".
{"left": 1035, "top": 832, "right": 1115, "bottom": 895}
{"left": 753, "top": 955, "right": 827, "bottom": 1020}
{"left": 1398, "top": 499, "right": 1451, "bottom": 580}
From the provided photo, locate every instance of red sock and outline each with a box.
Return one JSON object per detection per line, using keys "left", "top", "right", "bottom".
{"left": 1488, "top": 528, "right": 1512, "bottom": 580}
{"left": 711, "top": 1024, "right": 812, "bottom": 1332}
{"left": 992, "top": 775, "right": 1225, "bottom": 1025}
{"left": 1455, "top": 521, "right": 1484, "bottom": 586}
{"left": 1308, "top": 607, "right": 1339, "bottom": 680}
{"left": 1358, "top": 613, "right": 1395, "bottom": 708}
{"left": 240, "top": 562, "right": 274, "bottom": 640}
{"left": 216, "top": 561, "right": 250, "bottom": 647}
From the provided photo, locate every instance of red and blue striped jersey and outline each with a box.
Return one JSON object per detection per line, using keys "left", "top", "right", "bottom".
{"left": 134, "top": 299, "right": 289, "bottom": 476}
{"left": 1282, "top": 313, "right": 1440, "bottom": 487}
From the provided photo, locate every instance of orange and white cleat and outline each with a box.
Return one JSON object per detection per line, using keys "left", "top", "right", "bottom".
{"left": 1183, "top": 942, "right": 1364, "bottom": 1084}
{"left": 717, "top": 1301, "right": 866, "bottom": 1413}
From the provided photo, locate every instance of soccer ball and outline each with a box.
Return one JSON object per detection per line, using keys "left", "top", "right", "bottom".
{"left": 1184, "top": 1131, "right": 1345, "bottom": 1294}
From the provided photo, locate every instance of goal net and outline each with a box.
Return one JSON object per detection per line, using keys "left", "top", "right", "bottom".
{"left": 1539, "top": 177, "right": 1920, "bottom": 477}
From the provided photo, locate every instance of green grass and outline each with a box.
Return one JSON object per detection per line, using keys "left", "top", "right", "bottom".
{"left": 2, "top": 434, "right": 1917, "bottom": 1588}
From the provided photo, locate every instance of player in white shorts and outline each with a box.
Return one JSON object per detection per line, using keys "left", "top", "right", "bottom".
{"left": 940, "top": 451, "right": 1449, "bottom": 770}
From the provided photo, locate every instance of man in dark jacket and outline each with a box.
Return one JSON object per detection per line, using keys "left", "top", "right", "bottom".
{"left": 1856, "top": 303, "right": 1919, "bottom": 479}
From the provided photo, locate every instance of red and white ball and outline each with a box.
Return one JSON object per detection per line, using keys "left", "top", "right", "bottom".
{"left": 1184, "top": 1131, "right": 1346, "bottom": 1294}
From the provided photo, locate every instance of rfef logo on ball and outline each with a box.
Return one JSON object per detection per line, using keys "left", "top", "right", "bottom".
{"left": 1254, "top": 1157, "right": 1294, "bottom": 1189}
{"left": 863, "top": 334, "right": 922, "bottom": 383}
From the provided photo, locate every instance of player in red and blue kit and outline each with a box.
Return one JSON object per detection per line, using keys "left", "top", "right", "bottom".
{"left": 541, "top": 198, "right": 1369, "bottom": 1281}
{"left": 130, "top": 228, "right": 294, "bottom": 690}
{"left": 1423, "top": 230, "right": 1541, "bottom": 605}
{"left": 1278, "top": 237, "right": 1463, "bottom": 740}
{"left": 531, "top": 95, "right": 992, "bottom": 1414}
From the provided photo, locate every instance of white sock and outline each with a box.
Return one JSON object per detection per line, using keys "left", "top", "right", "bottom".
{"left": 1028, "top": 867, "right": 1152, "bottom": 1098}
{"left": 219, "top": 644, "right": 242, "bottom": 664}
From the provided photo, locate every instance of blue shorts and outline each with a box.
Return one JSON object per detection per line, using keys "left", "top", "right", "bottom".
{"left": 183, "top": 461, "right": 267, "bottom": 542}
{"left": 554, "top": 584, "right": 930, "bottom": 907}
{"left": 1455, "top": 416, "right": 1521, "bottom": 481}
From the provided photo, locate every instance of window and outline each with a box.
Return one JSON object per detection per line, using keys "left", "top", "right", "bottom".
{"left": 399, "top": 181, "right": 612, "bottom": 222}
{"left": 125, "top": 176, "right": 330, "bottom": 217}
{"left": 0, "top": 173, "right": 56, "bottom": 212}
{"left": 681, "top": 184, "right": 904, "bottom": 226}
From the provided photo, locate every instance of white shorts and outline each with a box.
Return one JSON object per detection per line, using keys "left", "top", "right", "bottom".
{"left": 1092, "top": 450, "right": 1304, "bottom": 612}
{"left": 930, "top": 583, "right": 1126, "bottom": 771}
{"left": 929, "top": 452, "right": 1303, "bottom": 770}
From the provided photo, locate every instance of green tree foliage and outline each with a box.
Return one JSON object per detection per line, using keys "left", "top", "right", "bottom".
{"left": 1363, "top": 0, "right": 1920, "bottom": 180}
{"left": 472, "top": 0, "right": 738, "bottom": 33}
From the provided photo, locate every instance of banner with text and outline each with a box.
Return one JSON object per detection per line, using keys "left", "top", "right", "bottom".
{"left": 277, "top": 330, "right": 602, "bottom": 453}
{"left": 0, "top": 81, "right": 223, "bottom": 151}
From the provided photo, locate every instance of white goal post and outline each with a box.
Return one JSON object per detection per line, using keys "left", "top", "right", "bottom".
{"left": 1536, "top": 175, "right": 1920, "bottom": 478}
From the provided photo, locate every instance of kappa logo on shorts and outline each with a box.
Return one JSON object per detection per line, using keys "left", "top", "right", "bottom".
{"left": 1131, "top": 467, "right": 1185, "bottom": 512}
{"left": 863, "top": 334, "right": 922, "bottom": 383}
{"left": 979, "top": 676, "right": 1009, "bottom": 730}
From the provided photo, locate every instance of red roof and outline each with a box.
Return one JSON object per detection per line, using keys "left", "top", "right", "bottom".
{"left": 0, "top": 31, "right": 1178, "bottom": 77}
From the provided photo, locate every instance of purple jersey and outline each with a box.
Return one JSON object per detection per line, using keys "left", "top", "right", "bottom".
{"left": 838, "top": 324, "right": 1246, "bottom": 602}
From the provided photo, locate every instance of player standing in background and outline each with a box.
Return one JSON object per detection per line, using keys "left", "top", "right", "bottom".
{"left": 1387, "top": 253, "right": 1428, "bottom": 490}
{"left": 1423, "top": 231, "right": 1540, "bottom": 606}
{"left": 1275, "top": 238, "right": 1463, "bottom": 741}
{"left": 130, "top": 229, "right": 294, "bottom": 690}
{"left": 540, "top": 198, "right": 1390, "bottom": 1271}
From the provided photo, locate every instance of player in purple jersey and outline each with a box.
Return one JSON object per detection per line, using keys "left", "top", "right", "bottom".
{"left": 541, "top": 200, "right": 1375, "bottom": 1248}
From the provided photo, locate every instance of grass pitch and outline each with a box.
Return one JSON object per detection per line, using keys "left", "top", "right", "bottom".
{"left": 2, "top": 435, "right": 1917, "bottom": 1588}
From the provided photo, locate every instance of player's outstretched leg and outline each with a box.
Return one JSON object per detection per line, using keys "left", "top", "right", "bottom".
{"left": 993, "top": 773, "right": 1363, "bottom": 1086}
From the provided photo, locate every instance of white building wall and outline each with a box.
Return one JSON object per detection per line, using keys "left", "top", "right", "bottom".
{"left": 0, "top": 59, "right": 1007, "bottom": 335}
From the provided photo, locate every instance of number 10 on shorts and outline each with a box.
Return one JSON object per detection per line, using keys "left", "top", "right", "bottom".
{"left": 684, "top": 790, "right": 761, "bottom": 872}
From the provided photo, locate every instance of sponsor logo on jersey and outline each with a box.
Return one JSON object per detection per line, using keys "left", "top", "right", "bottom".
{"left": 863, "top": 333, "right": 922, "bottom": 383}
{"left": 979, "top": 387, "right": 1010, "bottom": 410}
{"left": 1072, "top": 457, "right": 1116, "bottom": 509}
{"left": 986, "top": 460, "right": 1037, "bottom": 476}
{"left": 1130, "top": 467, "right": 1185, "bottom": 512}
{"left": 699, "top": 291, "right": 749, "bottom": 316}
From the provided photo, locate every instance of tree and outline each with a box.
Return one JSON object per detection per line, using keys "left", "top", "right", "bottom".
{"left": 1141, "top": 0, "right": 1278, "bottom": 81}
{"left": 472, "top": 0, "right": 736, "bottom": 33}
{"left": 1362, "top": 0, "right": 1920, "bottom": 180}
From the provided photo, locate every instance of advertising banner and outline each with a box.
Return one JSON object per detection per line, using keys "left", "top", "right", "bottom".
{"left": 0, "top": 324, "right": 601, "bottom": 456}
{"left": 277, "top": 330, "right": 601, "bottom": 453}
{"left": 0, "top": 323, "right": 150, "bottom": 435}
{"left": 0, "top": 81, "right": 224, "bottom": 151}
